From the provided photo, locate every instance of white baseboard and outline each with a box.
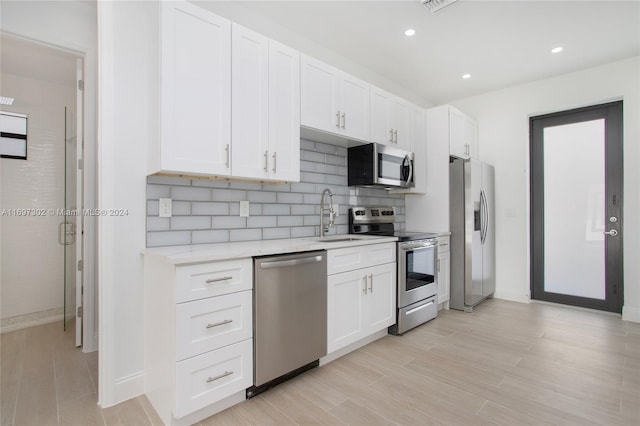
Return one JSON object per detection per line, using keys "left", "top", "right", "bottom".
{"left": 622, "top": 305, "right": 640, "bottom": 323}
{"left": 492, "top": 290, "right": 531, "bottom": 304}
{"left": 319, "top": 329, "right": 387, "bottom": 366}
{"left": 111, "top": 371, "right": 145, "bottom": 407}
{"left": 1, "top": 308, "right": 65, "bottom": 334}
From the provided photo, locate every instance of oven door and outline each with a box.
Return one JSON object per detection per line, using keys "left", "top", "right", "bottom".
{"left": 398, "top": 240, "right": 437, "bottom": 307}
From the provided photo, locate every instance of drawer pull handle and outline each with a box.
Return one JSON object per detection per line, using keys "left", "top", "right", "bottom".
{"left": 205, "top": 276, "right": 233, "bottom": 284}
{"left": 206, "top": 319, "right": 233, "bottom": 329}
{"left": 206, "top": 370, "right": 233, "bottom": 383}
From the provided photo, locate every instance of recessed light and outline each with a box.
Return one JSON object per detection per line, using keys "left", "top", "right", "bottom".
{"left": 0, "top": 96, "right": 15, "bottom": 106}
{"left": 551, "top": 46, "right": 563, "bottom": 54}
{"left": 404, "top": 29, "right": 416, "bottom": 37}
{"left": 462, "top": 74, "right": 471, "bottom": 79}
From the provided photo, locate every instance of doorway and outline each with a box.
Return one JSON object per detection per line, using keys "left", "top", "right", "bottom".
{"left": 530, "top": 101, "right": 623, "bottom": 313}
{"left": 0, "top": 35, "right": 84, "bottom": 346}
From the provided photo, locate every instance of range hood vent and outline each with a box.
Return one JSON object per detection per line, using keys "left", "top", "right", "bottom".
{"left": 421, "top": 0, "right": 459, "bottom": 14}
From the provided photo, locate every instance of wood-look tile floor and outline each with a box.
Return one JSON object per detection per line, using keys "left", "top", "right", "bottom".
{"left": 2, "top": 299, "right": 639, "bottom": 425}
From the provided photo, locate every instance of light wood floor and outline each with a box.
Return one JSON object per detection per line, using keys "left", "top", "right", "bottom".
{"left": 2, "top": 299, "right": 639, "bottom": 425}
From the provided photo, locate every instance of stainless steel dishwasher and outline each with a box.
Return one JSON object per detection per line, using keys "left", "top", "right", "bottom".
{"left": 248, "top": 251, "right": 327, "bottom": 398}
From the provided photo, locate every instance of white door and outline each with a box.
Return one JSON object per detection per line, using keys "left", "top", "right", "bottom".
{"left": 231, "top": 24, "right": 269, "bottom": 180}
{"left": 300, "top": 55, "right": 339, "bottom": 133}
{"left": 369, "top": 86, "right": 392, "bottom": 145}
{"left": 339, "top": 73, "right": 370, "bottom": 141}
{"left": 391, "top": 98, "right": 411, "bottom": 150}
{"left": 327, "top": 269, "right": 365, "bottom": 353}
{"left": 363, "top": 264, "right": 396, "bottom": 334}
{"left": 161, "top": 1, "right": 231, "bottom": 175}
{"left": 268, "top": 40, "right": 300, "bottom": 182}
{"left": 449, "top": 107, "right": 475, "bottom": 159}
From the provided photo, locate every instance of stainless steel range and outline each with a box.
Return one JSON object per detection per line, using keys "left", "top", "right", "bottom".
{"left": 349, "top": 206, "right": 438, "bottom": 335}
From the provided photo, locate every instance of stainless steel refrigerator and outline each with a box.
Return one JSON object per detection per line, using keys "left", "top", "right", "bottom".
{"left": 449, "top": 157, "right": 495, "bottom": 311}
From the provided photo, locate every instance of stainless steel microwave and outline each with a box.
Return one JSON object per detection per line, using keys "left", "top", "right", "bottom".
{"left": 348, "top": 143, "right": 415, "bottom": 188}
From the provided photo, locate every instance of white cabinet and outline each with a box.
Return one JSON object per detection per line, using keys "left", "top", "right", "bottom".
{"left": 449, "top": 106, "right": 477, "bottom": 159}
{"left": 153, "top": 3, "right": 299, "bottom": 183}
{"left": 301, "top": 54, "right": 370, "bottom": 142}
{"left": 144, "top": 256, "right": 253, "bottom": 425}
{"left": 231, "top": 24, "right": 300, "bottom": 182}
{"left": 437, "top": 235, "right": 450, "bottom": 309}
{"left": 156, "top": 0, "right": 231, "bottom": 176}
{"left": 327, "top": 243, "right": 396, "bottom": 354}
{"left": 391, "top": 106, "right": 427, "bottom": 195}
{"left": 370, "top": 86, "right": 411, "bottom": 148}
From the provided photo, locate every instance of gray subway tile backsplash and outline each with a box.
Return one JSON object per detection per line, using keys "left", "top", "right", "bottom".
{"left": 146, "top": 139, "right": 405, "bottom": 247}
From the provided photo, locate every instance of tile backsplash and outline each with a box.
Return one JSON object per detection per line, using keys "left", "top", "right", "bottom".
{"left": 146, "top": 139, "right": 405, "bottom": 247}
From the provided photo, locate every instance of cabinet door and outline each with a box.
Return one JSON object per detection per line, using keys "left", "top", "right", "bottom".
{"left": 231, "top": 24, "right": 269, "bottom": 180}
{"left": 390, "top": 97, "right": 411, "bottom": 150}
{"left": 268, "top": 40, "right": 300, "bottom": 182}
{"left": 410, "top": 106, "right": 426, "bottom": 193}
{"left": 449, "top": 107, "right": 476, "bottom": 159}
{"left": 300, "top": 55, "right": 340, "bottom": 133}
{"left": 160, "top": 1, "right": 231, "bottom": 175}
{"left": 327, "top": 269, "right": 366, "bottom": 353}
{"left": 369, "top": 86, "right": 393, "bottom": 145}
{"left": 363, "top": 263, "right": 396, "bottom": 334}
{"left": 437, "top": 250, "right": 450, "bottom": 305}
{"left": 339, "top": 73, "right": 370, "bottom": 141}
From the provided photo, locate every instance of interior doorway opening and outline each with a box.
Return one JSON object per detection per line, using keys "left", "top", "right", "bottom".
{"left": 0, "top": 34, "right": 86, "bottom": 347}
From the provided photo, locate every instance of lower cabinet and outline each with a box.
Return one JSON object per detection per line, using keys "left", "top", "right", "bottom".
{"left": 327, "top": 243, "right": 396, "bottom": 354}
{"left": 144, "top": 256, "right": 253, "bottom": 425}
{"left": 437, "top": 235, "right": 450, "bottom": 309}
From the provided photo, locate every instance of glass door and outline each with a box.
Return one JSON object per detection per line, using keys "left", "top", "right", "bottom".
{"left": 530, "top": 101, "right": 623, "bottom": 312}
{"left": 62, "top": 107, "right": 77, "bottom": 331}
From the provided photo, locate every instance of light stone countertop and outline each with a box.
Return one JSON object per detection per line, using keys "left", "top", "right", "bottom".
{"left": 143, "top": 235, "right": 398, "bottom": 265}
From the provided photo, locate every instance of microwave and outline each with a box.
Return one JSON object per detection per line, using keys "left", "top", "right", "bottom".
{"left": 348, "top": 143, "right": 415, "bottom": 188}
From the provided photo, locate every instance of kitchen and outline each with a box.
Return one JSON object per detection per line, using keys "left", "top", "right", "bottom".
{"left": 1, "top": 0, "right": 639, "bottom": 425}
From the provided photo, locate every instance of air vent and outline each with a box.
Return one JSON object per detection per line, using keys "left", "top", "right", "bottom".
{"left": 421, "top": 0, "right": 459, "bottom": 13}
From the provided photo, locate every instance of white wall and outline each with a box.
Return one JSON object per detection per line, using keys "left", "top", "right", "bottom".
{"left": 1, "top": 0, "right": 99, "bottom": 349}
{"left": 98, "top": 0, "right": 158, "bottom": 407}
{"left": 0, "top": 72, "right": 75, "bottom": 323}
{"left": 452, "top": 56, "right": 640, "bottom": 322}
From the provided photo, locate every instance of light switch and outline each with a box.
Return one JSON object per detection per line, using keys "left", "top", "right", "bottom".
{"left": 239, "top": 200, "right": 250, "bottom": 217}
{"left": 159, "top": 198, "right": 172, "bottom": 218}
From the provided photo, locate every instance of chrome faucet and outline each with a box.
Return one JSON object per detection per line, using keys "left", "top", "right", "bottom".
{"left": 320, "top": 188, "right": 335, "bottom": 237}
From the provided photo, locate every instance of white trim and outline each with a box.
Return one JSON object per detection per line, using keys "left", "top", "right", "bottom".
{"left": 110, "top": 371, "right": 145, "bottom": 407}
{"left": 97, "top": 0, "right": 115, "bottom": 408}
{"left": 1, "top": 308, "right": 64, "bottom": 334}
{"left": 493, "top": 291, "right": 531, "bottom": 305}
{"left": 319, "top": 329, "right": 387, "bottom": 366}
{"left": 622, "top": 305, "right": 640, "bottom": 323}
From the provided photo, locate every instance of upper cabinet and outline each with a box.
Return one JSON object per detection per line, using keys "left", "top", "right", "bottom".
{"left": 156, "top": 1, "right": 232, "bottom": 176}
{"left": 449, "top": 106, "right": 477, "bottom": 160}
{"left": 301, "top": 55, "right": 370, "bottom": 142}
{"left": 151, "top": 2, "right": 299, "bottom": 182}
{"left": 370, "top": 87, "right": 411, "bottom": 149}
{"left": 231, "top": 24, "right": 300, "bottom": 182}
{"left": 390, "top": 106, "right": 427, "bottom": 195}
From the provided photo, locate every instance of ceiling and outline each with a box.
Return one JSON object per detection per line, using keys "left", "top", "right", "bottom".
{"left": 238, "top": 0, "right": 640, "bottom": 104}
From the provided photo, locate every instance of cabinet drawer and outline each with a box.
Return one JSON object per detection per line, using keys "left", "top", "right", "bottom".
{"left": 175, "top": 339, "right": 252, "bottom": 419}
{"left": 175, "top": 259, "right": 252, "bottom": 303}
{"left": 437, "top": 236, "right": 450, "bottom": 253}
{"left": 328, "top": 242, "right": 395, "bottom": 275}
{"left": 176, "top": 291, "right": 252, "bottom": 361}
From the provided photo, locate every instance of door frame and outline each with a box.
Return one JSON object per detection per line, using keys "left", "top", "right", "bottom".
{"left": 529, "top": 101, "right": 623, "bottom": 313}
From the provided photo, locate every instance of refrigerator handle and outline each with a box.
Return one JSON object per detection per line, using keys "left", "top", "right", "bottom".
{"left": 482, "top": 189, "right": 489, "bottom": 244}
{"left": 480, "top": 190, "right": 487, "bottom": 244}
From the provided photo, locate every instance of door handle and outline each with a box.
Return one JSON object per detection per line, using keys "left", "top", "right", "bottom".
{"left": 368, "top": 273, "right": 373, "bottom": 292}
{"left": 603, "top": 229, "right": 618, "bottom": 237}
{"left": 363, "top": 275, "right": 368, "bottom": 294}
{"left": 341, "top": 112, "right": 346, "bottom": 129}
{"left": 264, "top": 150, "right": 268, "bottom": 172}
{"left": 272, "top": 152, "right": 277, "bottom": 173}
{"left": 336, "top": 111, "right": 341, "bottom": 128}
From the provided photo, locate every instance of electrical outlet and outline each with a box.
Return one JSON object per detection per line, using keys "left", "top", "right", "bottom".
{"left": 159, "top": 198, "right": 172, "bottom": 218}
{"left": 239, "top": 200, "right": 250, "bottom": 217}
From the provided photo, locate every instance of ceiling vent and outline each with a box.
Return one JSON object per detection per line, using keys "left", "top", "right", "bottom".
{"left": 421, "top": 0, "right": 459, "bottom": 14}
